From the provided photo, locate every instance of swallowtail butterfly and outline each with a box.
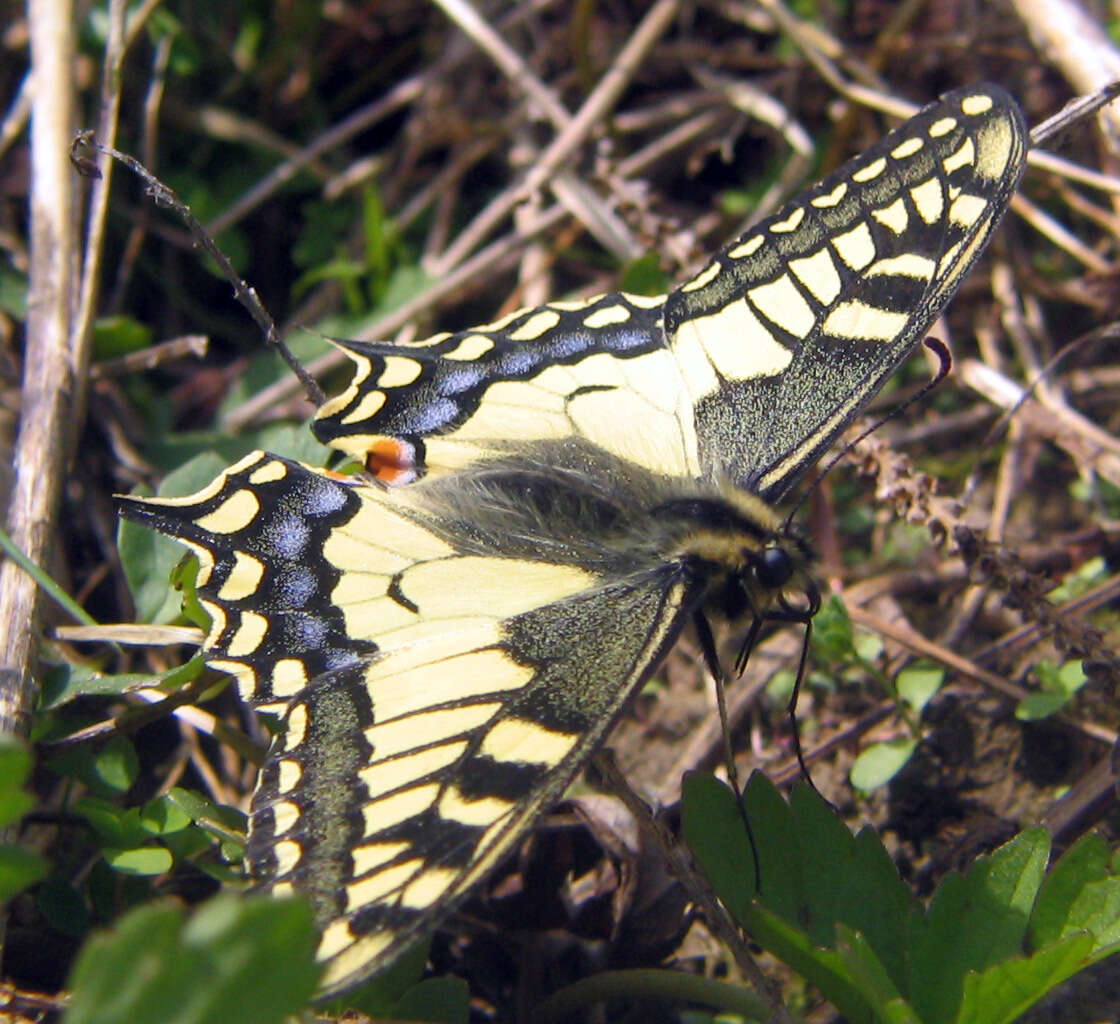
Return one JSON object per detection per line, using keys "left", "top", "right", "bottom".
{"left": 119, "top": 84, "right": 1028, "bottom": 996}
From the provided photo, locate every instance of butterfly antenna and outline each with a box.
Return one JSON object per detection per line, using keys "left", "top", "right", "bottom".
{"left": 735, "top": 583, "right": 824, "bottom": 797}
{"left": 70, "top": 130, "right": 326, "bottom": 409}
{"left": 786, "top": 613, "right": 820, "bottom": 792}
{"left": 693, "top": 610, "right": 761, "bottom": 890}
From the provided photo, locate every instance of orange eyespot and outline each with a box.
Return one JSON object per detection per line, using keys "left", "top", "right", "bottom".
{"left": 365, "top": 437, "right": 418, "bottom": 485}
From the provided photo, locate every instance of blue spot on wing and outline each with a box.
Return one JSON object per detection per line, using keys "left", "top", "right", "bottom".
{"left": 494, "top": 349, "right": 538, "bottom": 376}
{"left": 403, "top": 397, "right": 460, "bottom": 433}
{"left": 543, "top": 329, "right": 593, "bottom": 359}
{"left": 303, "top": 479, "right": 351, "bottom": 515}
{"left": 277, "top": 566, "right": 318, "bottom": 608}
{"left": 265, "top": 514, "right": 311, "bottom": 559}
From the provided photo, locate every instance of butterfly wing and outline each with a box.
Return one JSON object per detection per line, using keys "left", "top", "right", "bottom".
{"left": 313, "top": 291, "right": 702, "bottom": 485}
{"left": 119, "top": 450, "right": 701, "bottom": 996}
{"left": 664, "top": 84, "right": 1027, "bottom": 500}
{"left": 313, "top": 87, "right": 1026, "bottom": 506}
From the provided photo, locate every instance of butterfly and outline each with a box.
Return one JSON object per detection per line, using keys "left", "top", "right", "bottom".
{"left": 118, "top": 84, "right": 1027, "bottom": 997}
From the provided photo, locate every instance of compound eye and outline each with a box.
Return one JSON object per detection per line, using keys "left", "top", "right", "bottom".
{"left": 755, "top": 546, "right": 793, "bottom": 590}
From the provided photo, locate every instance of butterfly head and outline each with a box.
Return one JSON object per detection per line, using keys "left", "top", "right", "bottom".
{"left": 651, "top": 485, "right": 818, "bottom": 626}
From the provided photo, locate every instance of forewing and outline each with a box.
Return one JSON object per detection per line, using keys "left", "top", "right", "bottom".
{"left": 663, "top": 84, "right": 1027, "bottom": 500}
{"left": 311, "top": 292, "right": 703, "bottom": 484}
{"left": 118, "top": 452, "right": 699, "bottom": 997}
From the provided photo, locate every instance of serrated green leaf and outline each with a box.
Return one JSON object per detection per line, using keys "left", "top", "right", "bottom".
{"left": 104, "top": 846, "right": 174, "bottom": 876}
{"left": 907, "top": 829, "right": 1050, "bottom": 1024}
{"left": 680, "top": 771, "right": 757, "bottom": 925}
{"left": 782, "top": 783, "right": 915, "bottom": 990}
{"left": 685, "top": 773, "right": 918, "bottom": 1024}
{"left": 955, "top": 933, "right": 1096, "bottom": 1024}
{"left": 63, "top": 895, "right": 320, "bottom": 1024}
{"left": 1031, "top": 833, "right": 1112, "bottom": 947}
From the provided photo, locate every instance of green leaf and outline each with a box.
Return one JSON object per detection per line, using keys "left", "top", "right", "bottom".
{"left": 0, "top": 262, "right": 27, "bottom": 318}
{"left": 833, "top": 925, "right": 917, "bottom": 1023}
{"left": 1029, "top": 832, "right": 1111, "bottom": 948}
{"left": 680, "top": 771, "right": 757, "bottom": 924}
{"left": 390, "top": 976, "right": 471, "bottom": 1024}
{"left": 811, "top": 595, "right": 856, "bottom": 664}
{"left": 92, "top": 315, "right": 153, "bottom": 359}
{"left": 63, "top": 895, "right": 321, "bottom": 1024}
{"left": 896, "top": 665, "right": 943, "bottom": 714}
{"left": 94, "top": 734, "right": 140, "bottom": 792}
{"left": 906, "top": 828, "right": 1050, "bottom": 1024}
{"left": 1016, "top": 692, "right": 1072, "bottom": 720}
{"left": 75, "top": 797, "right": 151, "bottom": 849}
{"left": 0, "top": 843, "right": 48, "bottom": 905}
{"left": 684, "top": 772, "right": 916, "bottom": 1023}
{"left": 39, "top": 656, "right": 206, "bottom": 711}
{"left": 325, "top": 937, "right": 431, "bottom": 1016}
{"left": 118, "top": 451, "right": 231, "bottom": 623}
{"left": 140, "top": 795, "right": 194, "bottom": 836}
{"left": 36, "top": 876, "right": 91, "bottom": 938}
{"left": 682, "top": 773, "right": 1113, "bottom": 1024}
{"left": 1017, "top": 660, "right": 1086, "bottom": 721}
{"left": 786, "top": 785, "right": 914, "bottom": 984}
{"left": 850, "top": 738, "right": 918, "bottom": 792}
{"left": 618, "top": 252, "right": 669, "bottom": 296}
{"left": 104, "top": 846, "right": 174, "bottom": 876}
{"left": 0, "top": 736, "right": 34, "bottom": 828}
{"left": 955, "top": 933, "right": 1097, "bottom": 1024}
{"left": 165, "top": 787, "right": 247, "bottom": 846}
{"left": 1062, "top": 876, "right": 1120, "bottom": 952}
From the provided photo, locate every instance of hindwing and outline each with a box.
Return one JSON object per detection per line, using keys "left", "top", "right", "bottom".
{"left": 120, "top": 450, "right": 702, "bottom": 996}
{"left": 314, "top": 292, "right": 701, "bottom": 485}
